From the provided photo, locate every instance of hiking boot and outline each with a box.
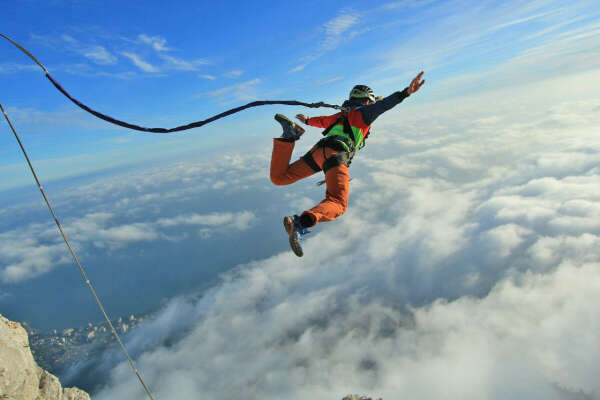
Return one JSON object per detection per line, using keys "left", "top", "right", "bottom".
{"left": 275, "top": 114, "right": 305, "bottom": 141}
{"left": 283, "top": 215, "right": 310, "bottom": 257}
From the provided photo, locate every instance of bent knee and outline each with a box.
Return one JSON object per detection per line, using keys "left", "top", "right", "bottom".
{"left": 330, "top": 196, "right": 348, "bottom": 215}
{"left": 270, "top": 174, "right": 289, "bottom": 186}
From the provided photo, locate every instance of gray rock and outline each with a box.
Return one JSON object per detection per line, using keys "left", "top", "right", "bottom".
{"left": 0, "top": 314, "right": 91, "bottom": 400}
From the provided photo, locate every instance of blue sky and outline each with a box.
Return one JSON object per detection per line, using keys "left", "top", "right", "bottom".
{"left": 2, "top": 0, "right": 599, "bottom": 191}
{"left": 2, "top": 1, "right": 600, "bottom": 399}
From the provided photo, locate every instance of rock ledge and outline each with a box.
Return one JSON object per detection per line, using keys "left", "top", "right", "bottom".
{"left": 0, "top": 314, "right": 90, "bottom": 400}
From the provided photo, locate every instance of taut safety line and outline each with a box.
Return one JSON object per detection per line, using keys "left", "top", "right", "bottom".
{"left": 1, "top": 103, "right": 156, "bottom": 400}
{"left": 0, "top": 32, "right": 344, "bottom": 133}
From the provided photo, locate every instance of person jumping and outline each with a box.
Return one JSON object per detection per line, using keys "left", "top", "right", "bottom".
{"left": 271, "top": 71, "right": 426, "bottom": 257}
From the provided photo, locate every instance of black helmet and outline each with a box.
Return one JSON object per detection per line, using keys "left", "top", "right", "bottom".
{"left": 349, "top": 85, "right": 376, "bottom": 102}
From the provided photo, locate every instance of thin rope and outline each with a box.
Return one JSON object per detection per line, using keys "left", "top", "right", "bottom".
{"left": 1, "top": 32, "right": 344, "bottom": 134}
{"left": 1, "top": 103, "right": 156, "bottom": 400}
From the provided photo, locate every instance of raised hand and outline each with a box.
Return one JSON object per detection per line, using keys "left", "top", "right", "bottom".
{"left": 407, "top": 71, "right": 425, "bottom": 95}
{"left": 296, "top": 114, "right": 309, "bottom": 124}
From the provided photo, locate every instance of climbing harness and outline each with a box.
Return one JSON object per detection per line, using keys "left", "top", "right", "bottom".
{"left": 0, "top": 32, "right": 344, "bottom": 134}
{"left": 302, "top": 109, "right": 370, "bottom": 178}
{"left": 302, "top": 135, "right": 356, "bottom": 173}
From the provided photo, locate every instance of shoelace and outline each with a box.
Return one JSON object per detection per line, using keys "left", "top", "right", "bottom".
{"left": 296, "top": 225, "right": 311, "bottom": 236}
{"left": 292, "top": 218, "right": 310, "bottom": 236}
{"left": 300, "top": 228, "right": 310, "bottom": 236}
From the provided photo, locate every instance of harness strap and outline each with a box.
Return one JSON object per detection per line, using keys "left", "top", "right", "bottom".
{"left": 322, "top": 152, "right": 353, "bottom": 173}
{"left": 301, "top": 136, "right": 357, "bottom": 174}
{"left": 301, "top": 151, "right": 322, "bottom": 173}
{"left": 321, "top": 115, "right": 345, "bottom": 136}
{"left": 318, "top": 136, "right": 350, "bottom": 152}
{"left": 342, "top": 116, "right": 356, "bottom": 147}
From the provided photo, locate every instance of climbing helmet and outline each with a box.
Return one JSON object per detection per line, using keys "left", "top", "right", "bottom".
{"left": 349, "top": 85, "right": 376, "bottom": 102}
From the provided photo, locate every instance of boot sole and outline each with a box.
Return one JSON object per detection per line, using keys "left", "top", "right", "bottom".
{"left": 283, "top": 216, "right": 304, "bottom": 257}
{"left": 275, "top": 114, "right": 305, "bottom": 137}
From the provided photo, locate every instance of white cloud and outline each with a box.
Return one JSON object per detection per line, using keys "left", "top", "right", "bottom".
{"left": 55, "top": 34, "right": 118, "bottom": 66}
{"left": 95, "top": 260, "right": 600, "bottom": 400}
{"left": 488, "top": 8, "right": 559, "bottom": 32}
{"left": 0, "top": 212, "right": 160, "bottom": 282}
{"left": 0, "top": 174, "right": 261, "bottom": 282}
{"left": 156, "top": 211, "right": 256, "bottom": 231}
{"left": 0, "top": 239, "right": 69, "bottom": 283}
{"left": 30, "top": 31, "right": 213, "bottom": 75}
{"left": 0, "top": 63, "right": 39, "bottom": 74}
{"left": 0, "top": 105, "right": 110, "bottom": 131}
{"left": 82, "top": 45, "right": 118, "bottom": 65}
{"left": 199, "top": 74, "right": 216, "bottom": 80}
{"left": 100, "top": 224, "right": 158, "bottom": 242}
{"left": 212, "top": 180, "right": 226, "bottom": 189}
{"left": 381, "top": 0, "right": 437, "bottom": 10}
{"left": 5, "top": 33, "right": 600, "bottom": 391}
{"left": 223, "top": 69, "right": 244, "bottom": 79}
{"left": 528, "top": 234, "right": 600, "bottom": 269}
{"left": 159, "top": 54, "right": 209, "bottom": 71}
{"left": 60, "top": 34, "right": 77, "bottom": 44}
{"left": 290, "top": 64, "right": 306, "bottom": 73}
{"left": 81, "top": 69, "right": 600, "bottom": 399}
{"left": 291, "top": 10, "right": 361, "bottom": 72}
{"left": 323, "top": 13, "right": 359, "bottom": 44}
{"left": 121, "top": 52, "right": 159, "bottom": 73}
{"left": 138, "top": 34, "right": 170, "bottom": 52}
{"left": 480, "top": 223, "right": 532, "bottom": 259}
{"left": 61, "top": 64, "right": 138, "bottom": 79}
{"left": 371, "top": 1, "right": 600, "bottom": 96}
{"left": 206, "top": 78, "right": 262, "bottom": 102}
{"left": 318, "top": 76, "right": 343, "bottom": 86}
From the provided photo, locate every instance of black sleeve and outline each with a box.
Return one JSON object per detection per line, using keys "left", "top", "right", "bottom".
{"left": 359, "top": 88, "right": 410, "bottom": 126}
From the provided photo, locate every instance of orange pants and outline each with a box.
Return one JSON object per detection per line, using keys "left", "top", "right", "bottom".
{"left": 270, "top": 138, "right": 350, "bottom": 227}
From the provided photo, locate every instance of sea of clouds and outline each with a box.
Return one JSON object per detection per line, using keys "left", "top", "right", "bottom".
{"left": 1, "top": 1, "right": 599, "bottom": 397}
{"left": 0, "top": 147, "right": 291, "bottom": 328}
{"left": 60, "top": 70, "right": 600, "bottom": 400}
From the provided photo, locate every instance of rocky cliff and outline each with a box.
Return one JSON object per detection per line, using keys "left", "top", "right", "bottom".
{"left": 0, "top": 314, "right": 90, "bottom": 400}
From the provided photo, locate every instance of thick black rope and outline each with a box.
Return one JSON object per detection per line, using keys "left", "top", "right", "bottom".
{"left": 1, "top": 32, "right": 343, "bottom": 133}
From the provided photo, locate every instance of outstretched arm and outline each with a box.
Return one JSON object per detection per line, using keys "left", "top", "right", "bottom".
{"left": 295, "top": 71, "right": 425, "bottom": 127}
{"left": 360, "top": 71, "right": 425, "bottom": 125}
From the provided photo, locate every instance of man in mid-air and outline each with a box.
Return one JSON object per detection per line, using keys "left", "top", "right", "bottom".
{"left": 270, "top": 71, "right": 425, "bottom": 257}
